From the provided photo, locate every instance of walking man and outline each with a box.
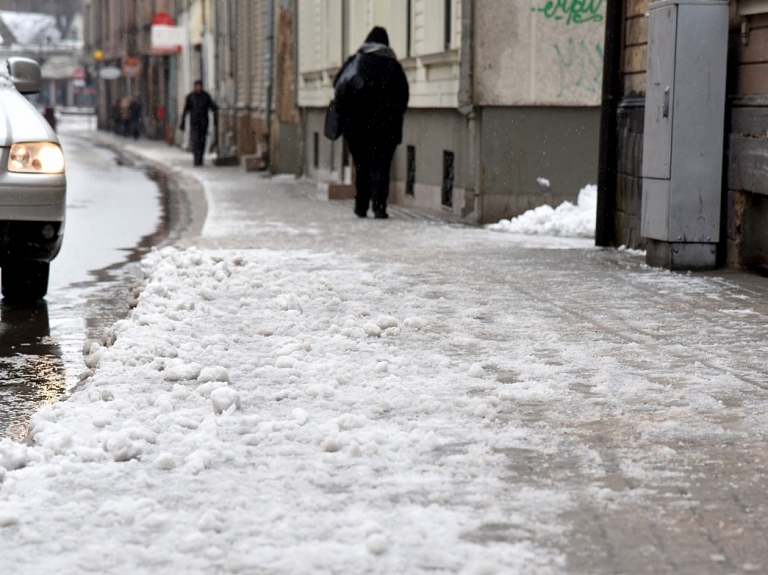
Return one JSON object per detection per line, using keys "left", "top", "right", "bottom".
{"left": 334, "top": 27, "right": 409, "bottom": 218}
{"left": 179, "top": 80, "right": 218, "bottom": 166}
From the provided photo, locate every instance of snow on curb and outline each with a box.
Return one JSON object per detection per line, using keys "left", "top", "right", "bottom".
{"left": 0, "top": 246, "right": 567, "bottom": 574}
{"left": 487, "top": 184, "right": 597, "bottom": 238}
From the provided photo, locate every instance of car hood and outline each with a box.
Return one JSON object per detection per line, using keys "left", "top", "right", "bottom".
{"left": 0, "top": 88, "right": 56, "bottom": 146}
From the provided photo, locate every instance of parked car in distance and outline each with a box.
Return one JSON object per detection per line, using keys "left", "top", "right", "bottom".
{"left": 0, "top": 57, "right": 66, "bottom": 303}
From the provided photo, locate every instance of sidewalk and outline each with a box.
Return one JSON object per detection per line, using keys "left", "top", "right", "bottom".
{"left": 2, "top": 131, "right": 768, "bottom": 574}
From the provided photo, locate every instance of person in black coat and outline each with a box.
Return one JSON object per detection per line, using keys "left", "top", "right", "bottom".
{"left": 334, "top": 27, "right": 409, "bottom": 218}
{"left": 180, "top": 80, "right": 218, "bottom": 166}
{"left": 129, "top": 98, "right": 141, "bottom": 140}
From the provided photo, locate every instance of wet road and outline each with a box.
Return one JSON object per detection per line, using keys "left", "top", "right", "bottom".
{"left": 0, "top": 115, "right": 170, "bottom": 440}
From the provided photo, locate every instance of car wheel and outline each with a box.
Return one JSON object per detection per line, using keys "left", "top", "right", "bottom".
{"left": 1, "top": 261, "right": 50, "bottom": 303}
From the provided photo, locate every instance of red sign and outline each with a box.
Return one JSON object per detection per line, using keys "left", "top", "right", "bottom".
{"left": 151, "top": 12, "right": 182, "bottom": 53}
{"left": 73, "top": 68, "right": 86, "bottom": 80}
{"left": 151, "top": 12, "right": 174, "bottom": 26}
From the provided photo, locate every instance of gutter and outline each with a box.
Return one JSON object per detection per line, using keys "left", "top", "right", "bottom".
{"left": 265, "top": 0, "right": 275, "bottom": 168}
{"left": 458, "top": 0, "right": 479, "bottom": 221}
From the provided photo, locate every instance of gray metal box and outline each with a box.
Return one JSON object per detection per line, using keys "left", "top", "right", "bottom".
{"left": 641, "top": 0, "right": 728, "bottom": 251}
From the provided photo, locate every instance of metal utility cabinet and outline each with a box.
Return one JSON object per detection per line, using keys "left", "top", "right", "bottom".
{"left": 641, "top": 0, "right": 729, "bottom": 270}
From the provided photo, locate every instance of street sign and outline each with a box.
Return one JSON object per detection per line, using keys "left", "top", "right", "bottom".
{"left": 151, "top": 12, "right": 183, "bottom": 53}
{"left": 99, "top": 66, "right": 122, "bottom": 80}
{"left": 151, "top": 25, "right": 184, "bottom": 53}
{"left": 123, "top": 57, "right": 141, "bottom": 78}
{"left": 73, "top": 68, "right": 86, "bottom": 80}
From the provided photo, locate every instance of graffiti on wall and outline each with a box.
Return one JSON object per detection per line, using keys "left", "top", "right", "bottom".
{"left": 530, "top": 1, "right": 606, "bottom": 100}
{"left": 553, "top": 38, "right": 603, "bottom": 99}
{"left": 531, "top": 0, "right": 605, "bottom": 25}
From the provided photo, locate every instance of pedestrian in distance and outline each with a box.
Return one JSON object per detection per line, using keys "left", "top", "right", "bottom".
{"left": 179, "top": 80, "right": 218, "bottom": 167}
{"left": 332, "top": 26, "right": 409, "bottom": 219}
{"left": 129, "top": 98, "right": 141, "bottom": 140}
{"left": 119, "top": 97, "right": 131, "bottom": 137}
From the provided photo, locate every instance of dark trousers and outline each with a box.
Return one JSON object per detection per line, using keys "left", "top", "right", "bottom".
{"left": 191, "top": 128, "right": 207, "bottom": 166}
{"left": 347, "top": 139, "right": 396, "bottom": 216}
{"left": 130, "top": 119, "right": 140, "bottom": 140}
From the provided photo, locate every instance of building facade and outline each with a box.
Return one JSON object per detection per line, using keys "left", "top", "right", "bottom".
{"left": 298, "top": 1, "right": 606, "bottom": 223}
{"left": 83, "top": 1, "right": 604, "bottom": 220}
{"left": 83, "top": 0, "right": 180, "bottom": 140}
{"left": 214, "top": 0, "right": 300, "bottom": 173}
{"left": 83, "top": 0, "right": 300, "bottom": 173}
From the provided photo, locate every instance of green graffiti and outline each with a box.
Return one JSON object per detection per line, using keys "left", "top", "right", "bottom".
{"left": 532, "top": 0, "right": 605, "bottom": 25}
{"left": 554, "top": 39, "right": 603, "bottom": 99}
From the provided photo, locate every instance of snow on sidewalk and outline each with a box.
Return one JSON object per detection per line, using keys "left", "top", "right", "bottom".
{"left": 486, "top": 185, "right": 597, "bottom": 239}
{"left": 0, "top": 246, "right": 567, "bottom": 574}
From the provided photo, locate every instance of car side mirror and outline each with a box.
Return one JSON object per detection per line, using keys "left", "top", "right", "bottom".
{"left": 7, "top": 58, "right": 41, "bottom": 94}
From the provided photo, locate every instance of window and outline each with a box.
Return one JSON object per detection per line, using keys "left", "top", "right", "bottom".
{"left": 407, "top": 0, "right": 413, "bottom": 58}
{"left": 442, "top": 150, "right": 454, "bottom": 207}
{"left": 313, "top": 132, "right": 319, "bottom": 169}
{"left": 407, "top": 146, "right": 416, "bottom": 196}
{"left": 444, "top": 0, "right": 452, "bottom": 51}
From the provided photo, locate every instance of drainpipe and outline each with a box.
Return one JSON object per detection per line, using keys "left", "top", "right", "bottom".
{"left": 595, "top": 1, "right": 624, "bottom": 247}
{"left": 200, "top": 0, "right": 207, "bottom": 88}
{"left": 265, "top": 0, "right": 275, "bottom": 168}
{"left": 458, "top": 0, "right": 478, "bottom": 221}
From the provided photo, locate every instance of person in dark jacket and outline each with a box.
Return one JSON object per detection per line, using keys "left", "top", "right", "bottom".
{"left": 179, "top": 80, "right": 218, "bottom": 166}
{"left": 129, "top": 98, "right": 141, "bottom": 140}
{"left": 334, "top": 27, "right": 409, "bottom": 218}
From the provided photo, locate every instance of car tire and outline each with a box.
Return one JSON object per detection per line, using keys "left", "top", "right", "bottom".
{"left": 1, "top": 261, "right": 50, "bottom": 303}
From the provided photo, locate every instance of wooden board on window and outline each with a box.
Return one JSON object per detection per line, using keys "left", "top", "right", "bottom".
{"left": 737, "top": 62, "right": 768, "bottom": 94}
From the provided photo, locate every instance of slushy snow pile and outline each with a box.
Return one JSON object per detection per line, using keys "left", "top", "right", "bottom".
{"left": 487, "top": 184, "right": 597, "bottom": 238}
{"left": 0, "top": 247, "right": 567, "bottom": 574}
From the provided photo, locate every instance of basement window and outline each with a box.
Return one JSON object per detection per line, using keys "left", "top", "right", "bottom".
{"left": 444, "top": 0, "right": 452, "bottom": 51}
{"left": 442, "top": 150, "right": 454, "bottom": 207}
{"left": 406, "top": 145, "right": 416, "bottom": 196}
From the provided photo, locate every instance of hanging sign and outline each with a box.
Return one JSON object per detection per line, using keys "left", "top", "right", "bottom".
{"left": 99, "top": 66, "right": 122, "bottom": 80}
{"left": 123, "top": 57, "right": 141, "bottom": 78}
{"left": 151, "top": 12, "right": 183, "bottom": 53}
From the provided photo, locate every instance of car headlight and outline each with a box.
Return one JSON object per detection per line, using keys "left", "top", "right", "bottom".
{"left": 8, "top": 142, "right": 65, "bottom": 174}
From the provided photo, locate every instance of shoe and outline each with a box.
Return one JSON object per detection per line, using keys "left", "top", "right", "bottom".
{"left": 355, "top": 210, "right": 367, "bottom": 218}
{"left": 374, "top": 212, "right": 389, "bottom": 219}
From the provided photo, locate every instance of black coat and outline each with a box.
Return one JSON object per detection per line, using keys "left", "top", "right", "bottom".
{"left": 181, "top": 91, "right": 218, "bottom": 133}
{"left": 334, "top": 43, "right": 409, "bottom": 149}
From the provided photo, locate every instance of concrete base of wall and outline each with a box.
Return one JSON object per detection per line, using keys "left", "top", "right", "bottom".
{"left": 302, "top": 104, "right": 600, "bottom": 225}
{"left": 478, "top": 106, "right": 600, "bottom": 224}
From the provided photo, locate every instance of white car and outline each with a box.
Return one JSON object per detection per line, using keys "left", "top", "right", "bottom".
{"left": 0, "top": 58, "right": 66, "bottom": 302}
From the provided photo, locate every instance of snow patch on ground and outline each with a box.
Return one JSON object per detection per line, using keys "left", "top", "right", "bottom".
{"left": 487, "top": 184, "right": 597, "bottom": 238}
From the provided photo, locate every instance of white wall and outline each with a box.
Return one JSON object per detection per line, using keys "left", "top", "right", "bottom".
{"left": 297, "top": 0, "right": 603, "bottom": 109}
{"left": 297, "top": 0, "right": 461, "bottom": 108}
